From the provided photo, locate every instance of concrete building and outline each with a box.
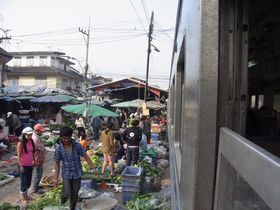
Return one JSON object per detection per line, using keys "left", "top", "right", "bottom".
{"left": 6, "top": 51, "right": 85, "bottom": 91}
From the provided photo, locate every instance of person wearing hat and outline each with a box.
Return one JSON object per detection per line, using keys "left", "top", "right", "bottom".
{"left": 32, "top": 124, "right": 46, "bottom": 194}
{"left": 17, "top": 127, "right": 35, "bottom": 204}
{"left": 6, "top": 112, "right": 22, "bottom": 136}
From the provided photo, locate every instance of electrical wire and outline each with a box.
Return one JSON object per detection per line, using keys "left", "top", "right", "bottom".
{"left": 129, "top": 0, "right": 148, "bottom": 33}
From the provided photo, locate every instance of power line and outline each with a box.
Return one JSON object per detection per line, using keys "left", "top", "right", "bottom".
{"left": 11, "top": 33, "right": 146, "bottom": 46}
{"left": 140, "top": 0, "right": 149, "bottom": 24}
{"left": 154, "top": 20, "right": 174, "bottom": 42}
{"left": 129, "top": 0, "right": 147, "bottom": 33}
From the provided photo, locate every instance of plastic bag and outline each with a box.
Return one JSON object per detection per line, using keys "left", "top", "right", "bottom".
{"left": 78, "top": 187, "right": 102, "bottom": 199}
{"left": 98, "top": 191, "right": 115, "bottom": 198}
{"left": 157, "top": 159, "right": 169, "bottom": 169}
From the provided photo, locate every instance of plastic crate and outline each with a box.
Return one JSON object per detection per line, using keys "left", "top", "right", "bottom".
{"left": 122, "top": 190, "right": 139, "bottom": 204}
{"left": 122, "top": 166, "right": 143, "bottom": 185}
{"left": 121, "top": 183, "right": 141, "bottom": 192}
{"left": 151, "top": 133, "right": 160, "bottom": 141}
{"left": 122, "top": 166, "right": 143, "bottom": 177}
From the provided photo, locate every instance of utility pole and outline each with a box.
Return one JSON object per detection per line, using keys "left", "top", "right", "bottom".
{"left": 0, "top": 28, "right": 11, "bottom": 89}
{"left": 0, "top": 28, "right": 11, "bottom": 43}
{"left": 144, "top": 12, "right": 154, "bottom": 102}
{"left": 79, "top": 18, "right": 90, "bottom": 92}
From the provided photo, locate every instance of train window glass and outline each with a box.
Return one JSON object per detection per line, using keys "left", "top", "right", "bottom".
{"left": 170, "top": 78, "right": 175, "bottom": 126}
{"left": 247, "top": 1, "right": 280, "bottom": 153}
{"left": 216, "top": 156, "right": 271, "bottom": 210}
{"left": 251, "top": 95, "right": 256, "bottom": 108}
{"left": 179, "top": 67, "right": 185, "bottom": 151}
{"left": 273, "top": 94, "right": 280, "bottom": 112}
{"left": 258, "top": 95, "right": 264, "bottom": 109}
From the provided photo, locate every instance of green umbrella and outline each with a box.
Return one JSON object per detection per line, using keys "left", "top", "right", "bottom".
{"left": 55, "top": 94, "right": 78, "bottom": 102}
{"left": 61, "top": 103, "right": 118, "bottom": 117}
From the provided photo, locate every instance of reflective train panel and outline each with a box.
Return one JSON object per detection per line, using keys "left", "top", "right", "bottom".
{"left": 168, "top": 0, "right": 280, "bottom": 209}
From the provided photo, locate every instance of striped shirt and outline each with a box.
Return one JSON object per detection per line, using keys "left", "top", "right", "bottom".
{"left": 54, "top": 140, "right": 86, "bottom": 179}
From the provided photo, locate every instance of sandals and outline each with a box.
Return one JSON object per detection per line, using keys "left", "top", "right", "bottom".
{"left": 22, "top": 199, "right": 29, "bottom": 204}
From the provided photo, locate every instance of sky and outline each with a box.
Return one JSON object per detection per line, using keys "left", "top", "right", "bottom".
{"left": 0, "top": 0, "right": 178, "bottom": 89}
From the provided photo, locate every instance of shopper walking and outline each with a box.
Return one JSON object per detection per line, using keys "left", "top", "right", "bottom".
{"left": 17, "top": 127, "right": 35, "bottom": 204}
{"left": 75, "top": 115, "right": 85, "bottom": 138}
{"left": 54, "top": 126, "right": 96, "bottom": 210}
{"left": 32, "top": 124, "right": 46, "bottom": 194}
{"left": 101, "top": 122, "right": 115, "bottom": 175}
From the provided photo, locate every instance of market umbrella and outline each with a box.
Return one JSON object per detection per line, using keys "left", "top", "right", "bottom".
{"left": 111, "top": 99, "right": 143, "bottom": 108}
{"left": 112, "top": 99, "right": 165, "bottom": 109}
{"left": 0, "top": 96, "right": 21, "bottom": 103}
{"left": 30, "top": 95, "right": 78, "bottom": 103}
{"left": 61, "top": 103, "right": 118, "bottom": 117}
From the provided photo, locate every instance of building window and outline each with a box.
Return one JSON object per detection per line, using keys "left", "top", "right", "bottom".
{"left": 35, "top": 76, "right": 47, "bottom": 86}
{"left": 51, "top": 56, "right": 55, "bottom": 64}
{"left": 26, "top": 56, "right": 34, "bottom": 66}
{"left": 39, "top": 56, "right": 47, "bottom": 66}
{"left": 8, "top": 77, "right": 19, "bottom": 86}
{"left": 61, "top": 78, "right": 67, "bottom": 89}
{"left": 13, "top": 57, "right": 21, "bottom": 66}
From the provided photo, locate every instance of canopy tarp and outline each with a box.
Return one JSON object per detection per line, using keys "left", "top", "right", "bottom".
{"left": 0, "top": 96, "right": 21, "bottom": 103}
{"left": 61, "top": 103, "right": 118, "bottom": 117}
{"left": 111, "top": 99, "right": 165, "bottom": 109}
{"left": 30, "top": 95, "right": 78, "bottom": 103}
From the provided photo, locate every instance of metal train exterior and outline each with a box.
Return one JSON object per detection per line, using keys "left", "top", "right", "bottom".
{"left": 168, "top": 0, "right": 280, "bottom": 210}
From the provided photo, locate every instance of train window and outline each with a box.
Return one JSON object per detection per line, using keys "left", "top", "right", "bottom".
{"left": 250, "top": 95, "right": 256, "bottom": 108}
{"left": 246, "top": 0, "right": 280, "bottom": 157}
{"left": 258, "top": 95, "right": 264, "bottom": 109}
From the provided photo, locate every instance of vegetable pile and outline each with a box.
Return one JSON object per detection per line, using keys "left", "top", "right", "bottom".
{"left": 82, "top": 155, "right": 102, "bottom": 172}
{"left": 0, "top": 173, "right": 8, "bottom": 181}
{"left": 126, "top": 193, "right": 154, "bottom": 210}
{"left": 0, "top": 203, "right": 19, "bottom": 210}
{"left": 126, "top": 192, "right": 172, "bottom": 210}
{"left": 27, "top": 185, "right": 62, "bottom": 210}
{"left": 139, "top": 160, "right": 163, "bottom": 178}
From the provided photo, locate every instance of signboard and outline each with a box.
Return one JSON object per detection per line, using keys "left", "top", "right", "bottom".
{"left": 142, "top": 102, "right": 147, "bottom": 110}
{"left": 142, "top": 108, "right": 149, "bottom": 116}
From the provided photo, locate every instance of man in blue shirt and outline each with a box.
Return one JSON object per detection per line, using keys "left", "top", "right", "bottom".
{"left": 54, "top": 126, "right": 95, "bottom": 210}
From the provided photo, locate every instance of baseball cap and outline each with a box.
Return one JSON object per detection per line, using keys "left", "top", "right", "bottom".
{"left": 34, "top": 124, "right": 45, "bottom": 132}
{"left": 22, "top": 127, "right": 33, "bottom": 135}
{"left": 7, "top": 112, "right": 12, "bottom": 117}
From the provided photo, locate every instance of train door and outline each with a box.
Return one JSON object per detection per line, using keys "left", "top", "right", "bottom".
{"left": 215, "top": 0, "right": 280, "bottom": 209}
{"left": 218, "top": 0, "right": 249, "bottom": 136}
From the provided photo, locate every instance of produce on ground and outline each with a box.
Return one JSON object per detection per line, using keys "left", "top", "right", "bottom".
{"left": 0, "top": 203, "right": 19, "bottom": 210}
{"left": 126, "top": 193, "right": 171, "bottom": 210}
{"left": 109, "top": 175, "right": 122, "bottom": 184}
{"left": 0, "top": 173, "right": 8, "bottom": 181}
{"left": 138, "top": 160, "right": 163, "bottom": 178}
{"left": 126, "top": 193, "right": 154, "bottom": 210}
{"left": 82, "top": 155, "right": 102, "bottom": 172}
{"left": 27, "top": 185, "right": 62, "bottom": 210}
